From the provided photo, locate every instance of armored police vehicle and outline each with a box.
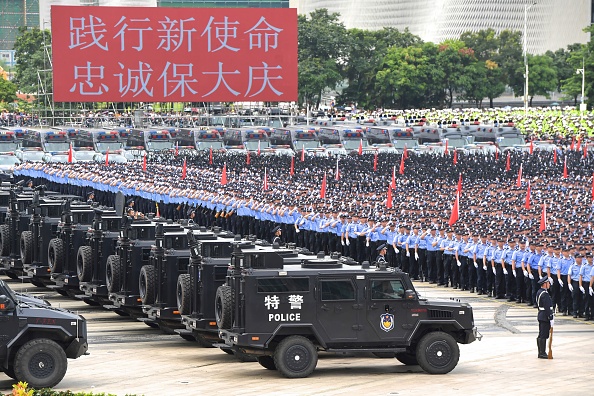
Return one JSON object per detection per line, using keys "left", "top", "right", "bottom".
{"left": 367, "top": 126, "right": 416, "bottom": 154}
{"left": 74, "top": 129, "right": 128, "bottom": 163}
{"left": 125, "top": 129, "right": 175, "bottom": 159}
{"left": 223, "top": 127, "right": 273, "bottom": 155}
{"left": 316, "top": 127, "right": 347, "bottom": 156}
{"left": 270, "top": 126, "right": 323, "bottom": 156}
{"left": 19, "top": 129, "right": 71, "bottom": 163}
{"left": 216, "top": 250, "right": 479, "bottom": 378}
{"left": 176, "top": 128, "right": 225, "bottom": 152}
{"left": 0, "top": 278, "right": 88, "bottom": 388}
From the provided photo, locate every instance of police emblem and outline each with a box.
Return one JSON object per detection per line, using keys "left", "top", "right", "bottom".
{"left": 380, "top": 313, "right": 394, "bottom": 332}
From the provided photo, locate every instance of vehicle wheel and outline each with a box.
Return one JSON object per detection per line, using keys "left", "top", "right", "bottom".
{"left": 47, "top": 238, "right": 64, "bottom": 274}
{"left": 176, "top": 274, "right": 192, "bottom": 315}
{"left": 139, "top": 265, "right": 156, "bottom": 305}
{"left": 0, "top": 224, "right": 11, "bottom": 256}
{"left": 105, "top": 255, "right": 123, "bottom": 293}
{"left": 372, "top": 352, "right": 395, "bottom": 358}
{"left": 196, "top": 335, "right": 214, "bottom": 348}
{"left": 76, "top": 246, "right": 93, "bottom": 282}
{"left": 395, "top": 351, "right": 419, "bottom": 365}
{"left": 257, "top": 356, "right": 277, "bottom": 370}
{"left": 19, "top": 231, "right": 33, "bottom": 265}
{"left": 273, "top": 336, "right": 318, "bottom": 378}
{"left": 13, "top": 338, "right": 67, "bottom": 389}
{"left": 4, "top": 365, "right": 16, "bottom": 379}
{"left": 215, "top": 285, "right": 233, "bottom": 329}
{"left": 416, "top": 331, "right": 459, "bottom": 374}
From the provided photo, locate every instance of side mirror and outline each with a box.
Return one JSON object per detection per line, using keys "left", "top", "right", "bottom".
{"left": 404, "top": 290, "right": 417, "bottom": 300}
{"left": 0, "top": 295, "right": 15, "bottom": 311}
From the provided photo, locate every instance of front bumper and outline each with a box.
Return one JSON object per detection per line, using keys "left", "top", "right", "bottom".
{"left": 65, "top": 337, "right": 89, "bottom": 359}
{"left": 462, "top": 327, "right": 481, "bottom": 344}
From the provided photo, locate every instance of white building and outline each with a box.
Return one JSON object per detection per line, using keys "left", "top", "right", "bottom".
{"left": 291, "top": 0, "right": 592, "bottom": 54}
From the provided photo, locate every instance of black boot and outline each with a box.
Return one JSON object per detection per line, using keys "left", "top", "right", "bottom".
{"left": 537, "top": 338, "right": 547, "bottom": 359}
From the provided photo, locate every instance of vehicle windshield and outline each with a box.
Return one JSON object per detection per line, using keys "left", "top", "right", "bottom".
{"left": 245, "top": 140, "right": 270, "bottom": 150}
{"left": 498, "top": 137, "right": 526, "bottom": 147}
{"left": 147, "top": 140, "right": 174, "bottom": 151}
{"left": 21, "top": 151, "right": 45, "bottom": 161}
{"left": 43, "top": 142, "right": 70, "bottom": 152}
{"left": 196, "top": 140, "right": 224, "bottom": 150}
{"left": 392, "top": 139, "right": 416, "bottom": 149}
{"left": 369, "top": 135, "right": 391, "bottom": 144}
{"left": 295, "top": 140, "right": 320, "bottom": 149}
{"left": 342, "top": 139, "right": 368, "bottom": 150}
{"left": 445, "top": 138, "right": 467, "bottom": 148}
{"left": 74, "top": 150, "right": 97, "bottom": 161}
{"left": 96, "top": 141, "right": 124, "bottom": 152}
{"left": 0, "top": 142, "right": 18, "bottom": 152}
{"left": 0, "top": 156, "right": 19, "bottom": 166}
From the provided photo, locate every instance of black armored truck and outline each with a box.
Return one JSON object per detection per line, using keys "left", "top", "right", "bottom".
{"left": 215, "top": 249, "right": 480, "bottom": 378}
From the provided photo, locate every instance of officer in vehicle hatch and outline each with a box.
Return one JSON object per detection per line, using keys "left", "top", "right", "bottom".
{"left": 376, "top": 243, "right": 388, "bottom": 265}
{"left": 86, "top": 191, "right": 95, "bottom": 205}
{"left": 536, "top": 276, "right": 554, "bottom": 359}
{"left": 271, "top": 225, "right": 282, "bottom": 245}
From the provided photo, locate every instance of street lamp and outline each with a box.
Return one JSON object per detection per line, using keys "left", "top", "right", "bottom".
{"left": 524, "top": 2, "right": 536, "bottom": 116}
{"left": 576, "top": 58, "right": 586, "bottom": 111}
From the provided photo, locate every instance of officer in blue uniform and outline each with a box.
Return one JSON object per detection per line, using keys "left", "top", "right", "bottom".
{"left": 536, "top": 276, "right": 553, "bottom": 359}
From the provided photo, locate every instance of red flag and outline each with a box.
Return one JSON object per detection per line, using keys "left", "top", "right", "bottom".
{"left": 516, "top": 163, "right": 522, "bottom": 187}
{"left": 457, "top": 173, "right": 462, "bottom": 195}
{"left": 257, "top": 140, "right": 261, "bottom": 156}
{"left": 300, "top": 145, "right": 305, "bottom": 162}
{"left": 570, "top": 136, "right": 575, "bottom": 151}
{"left": 386, "top": 185, "right": 393, "bottom": 209}
{"left": 373, "top": 151, "right": 378, "bottom": 171}
{"left": 525, "top": 181, "right": 531, "bottom": 210}
{"left": 263, "top": 168, "right": 268, "bottom": 191}
{"left": 181, "top": 157, "right": 187, "bottom": 180}
{"left": 68, "top": 142, "right": 73, "bottom": 163}
{"left": 334, "top": 157, "right": 340, "bottom": 180}
{"left": 399, "top": 154, "right": 405, "bottom": 175}
{"left": 495, "top": 149, "right": 499, "bottom": 161}
{"left": 584, "top": 143, "right": 588, "bottom": 158}
{"left": 105, "top": 149, "right": 109, "bottom": 166}
{"left": 290, "top": 156, "right": 295, "bottom": 176}
{"left": 448, "top": 193, "right": 459, "bottom": 226}
{"left": 246, "top": 150, "right": 251, "bottom": 165}
{"left": 142, "top": 153, "right": 147, "bottom": 171}
{"left": 403, "top": 144, "right": 408, "bottom": 160}
{"left": 221, "top": 163, "right": 228, "bottom": 185}
{"left": 539, "top": 204, "right": 547, "bottom": 233}
{"left": 563, "top": 156, "right": 568, "bottom": 178}
{"left": 444, "top": 140, "right": 449, "bottom": 155}
{"left": 453, "top": 150, "right": 458, "bottom": 165}
{"left": 591, "top": 172, "right": 594, "bottom": 201}
{"left": 553, "top": 148, "right": 557, "bottom": 164}
{"left": 209, "top": 147, "right": 213, "bottom": 165}
{"left": 175, "top": 141, "right": 179, "bottom": 156}
{"left": 320, "top": 172, "right": 327, "bottom": 199}
{"left": 577, "top": 136, "right": 582, "bottom": 151}
{"left": 390, "top": 165, "right": 396, "bottom": 190}
{"left": 358, "top": 139, "right": 363, "bottom": 155}
{"left": 529, "top": 140, "right": 534, "bottom": 155}
{"left": 505, "top": 151, "right": 510, "bottom": 171}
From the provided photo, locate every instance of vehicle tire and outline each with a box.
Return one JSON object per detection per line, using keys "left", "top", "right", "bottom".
{"left": 4, "top": 365, "right": 16, "bottom": 379}
{"left": 0, "top": 224, "right": 11, "bottom": 256}
{"left": 139, "top": 265, "right": 156, "bottom": 305}
{"left": 19, "top": 231, "right": 33, "bottom": 265}
{"left": 13, "top": 338, "right": 68, "bottom": 389}
{"left": 273, "top": 336, "right": 318, "bottom": 378}
{"left": 105, "top": 255, "right": 123, "bottom": 293}
{"left": 372, "top": 352, "right": 395, "bottom": 358}
{"left": 176, "top": 274, "right": 192, "bottom": 315}
{"left": 215, "top": 285, "right": 233, "bottom": 329}
{"left": 47, "top": 238, "right": 64, "bottom": 274}
{"left": 76, "top": 246, "right": 93, "bottom": 282}
{"left": 395, "top": 351, "right": 419, "bottom": 366}
{"left": 257, "top": 356, "right": 277, "bottom": 370}
{"left": 416, "top": 331, "right": 459, "bottom": 374}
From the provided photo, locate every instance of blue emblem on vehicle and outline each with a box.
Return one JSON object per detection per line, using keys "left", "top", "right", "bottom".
{"left": 380, "top": 313, "right": 394, "bottom": 332}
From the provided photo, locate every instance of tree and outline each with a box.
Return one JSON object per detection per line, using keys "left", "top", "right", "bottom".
{"left": 515, "top": 54, "right": 557, "bottom": 106}
{"left": 436, "top": 39, "right": 476, "bottom": 107}
{"left": 0, "top": 78, "right": 16, "bottom": 103}
{"left": 460, "top": 28, "right": 498, "bottom": 61}
{"left": 495, "top": 30, "right": 523, "bottom": 97}
{"left": 560, "top": 44, "right": 587, "bottom": 105}
{"left": 546, "top": 44, "right": 583, "bottom": 93}
{"left": 13, "top": 26, "right": 52, "bottom": 94}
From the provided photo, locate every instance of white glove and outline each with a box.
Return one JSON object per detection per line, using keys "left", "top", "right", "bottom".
{"left": 457, "top": 260, "right": 461, "bottom": 267}
{"left": 529, "top": 273, "right": 534, "bottom": 280}
{"left": 482, "top": 264, "right": 487, "bottom": 270}
{"left": 550, "top": 319, "right": 554, "bottom": 327}
{"left": 394, "top": 248, "right": 399, "bottom": 254}
{"left": 558, "top": 279, "right": 563, "bottom": 288}
{"left": 406, "top": 251, "right": 410, "bottom": 257}
{"left": 346, "top": 239, "right": 350, "bottom": 246}
{"left": 548, "top": 277, "right": 553, "bottom": 285}
{"left": 589, "top": 286, "right": 593, "bottom": 296}
{"left": 512, "top": 269, "right": 517, "bottom": 277}
{"left": 503, "top": 267, "right": 508, "bottom": 275}
{"left": 580, "top": 286, "right": 585, "bottom": 294}
{"left": 341, "top": 240, "right": 345, "bottom": 246}
{"left": 492, "top": 267, "right": 496, "bottom": 275}
{"left": 474, "top": 261, "right": 478, "bottom": 268}
{"left": 523, "top": 270, "right": 528, "bottom": 277}
{"left": 568, "top": 283, "right": 574, "bottom": 292}
{"left": 366, "top": 240, "right": 369, "bottom": 247}
{"left": 295, "top": 228, "right": 300, "bottom": 233}
{"left": 415, "top": 252, "right": 419, "bottom": 260}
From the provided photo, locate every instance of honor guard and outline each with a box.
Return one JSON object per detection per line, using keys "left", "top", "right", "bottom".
{"left": 535, "top": 276, "right": 554, "bottom": 359}
{"left": 376, "top": 243, "right": 388, "bottom": 265}
{"left": 271, "top": 225, "right": 282, "bottom": 245}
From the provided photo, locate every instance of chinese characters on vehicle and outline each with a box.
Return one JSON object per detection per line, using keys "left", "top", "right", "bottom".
{"left": 265, "top": 294, "right": 303, "bottom": 322}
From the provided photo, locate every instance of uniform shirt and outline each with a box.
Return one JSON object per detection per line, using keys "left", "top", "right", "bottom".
{"left": 568, "top": 263, "right": 583, "bottom": 282}
{"left": 484, "top": 244, "right": 495, "bottom": 262}
{"left": 580, "top": 262, "right": 593, "bottom": 282}
{"left": 536, "top": 288, "right": 553, "bottom": 321}
{"left": 406, "top": 233, "right": 420, "bottom": 250}
{"left": 503, "top": 247, "right": 516, "bottom": 265}
{"left": 425, "top": 234, "right": 439, "bottom": 252}
{"left": 418, "top": 233, "right": 428, "bottom": 250}
{"left": 462, "top": 240, "right": 475, "bottom": 259}
{"left": 538, "top": 253, "right": 553, "bottom": 273}
{"left": 529, "top": 251, "right": 543, "bottom": 270}
{"left": 441, "top": 237, "right": 456, "bottom": 255}
{"left": 474, "top": 241, "right": 487, "bottom": 260}
{"left": 492, "top": 247, "right": 504, "bottom": 264}
{"left": 558, "top": 255, "right": 573, "bottom": 276}
{"left": 511, "top": 249, "right": 524, "bottom": 268}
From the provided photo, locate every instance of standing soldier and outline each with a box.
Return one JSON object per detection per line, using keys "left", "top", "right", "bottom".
{"left": 376, "top": 243, "right": 388, "bottom": 265}
{"left": 424, "top": 227, "right": 439, "bottom": 283}
{"left": 492, "top": 237, "right": 506, "bottom": 299}
{"left": 557, "top": 247, "right": 573, "bottom": 316}
{"left": 474, "top": 233, "right": 488, "bottom": 295}
{"left": 567, "top": 254, "right": 584, "bottom": 318}
{"left": 527, "top": 242, "right": 544, "bottom": 307}
{"left": 535, "top": 276, "right": 554, "bottom": 359}
{"left": 579, "top": 254, "right": 593, "bottom": 320}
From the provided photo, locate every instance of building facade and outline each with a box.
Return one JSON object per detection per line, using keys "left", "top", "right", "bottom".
{"left": 292, "top": 0, "right": 592, "bottom": 54}
{"left": 0, "top": 0, "right": 40, "bottom": 50}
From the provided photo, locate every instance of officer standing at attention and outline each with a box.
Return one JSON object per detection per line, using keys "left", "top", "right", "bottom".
{"left": 536, "top": 276, "right": 554, "bottom": 359}
{"left": 271, "top": 225, "right": 282, "bottom": 245}
{"left": 376, "top": 243, "right": 388, "bottom": 265}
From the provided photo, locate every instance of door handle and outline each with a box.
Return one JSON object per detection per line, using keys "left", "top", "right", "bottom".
{"left": 320, "top": 304, "right": 330, "bottom": 311}
{"left": 370, "top": 303, "right": 378, "bottom": 310}
{"left": 335, "top": 305, "right": 343, "bottom": 312}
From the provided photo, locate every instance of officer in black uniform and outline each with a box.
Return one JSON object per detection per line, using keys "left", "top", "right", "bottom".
{"left": 376, "top": 243, "right": 388, "bottom": 265}
{"left": 271, "top": 225, "right": 282, "bottom": 245}
{"left": 536, "top": 276, "right": 554, "bottom": 359}
{"left": 86, "top": 191, "right": 95, "bottom": 205}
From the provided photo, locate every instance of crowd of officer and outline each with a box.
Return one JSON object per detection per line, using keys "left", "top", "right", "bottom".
{"left": 13, "top": 144, "right": 594, "bottom": 320}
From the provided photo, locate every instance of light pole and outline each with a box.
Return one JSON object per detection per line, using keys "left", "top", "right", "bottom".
{"left": 576, "top": 58, "right": 586, "bottom": 111}
{"left": 524, "top": 2, "right": 536, "bottom": 116}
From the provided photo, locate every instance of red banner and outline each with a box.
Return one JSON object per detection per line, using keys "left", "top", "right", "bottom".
{"left": 51, "top": 6, "right": 298, "bottom": 102}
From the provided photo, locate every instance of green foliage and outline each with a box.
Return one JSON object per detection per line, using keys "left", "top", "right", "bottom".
{"left": 514, "top": 54, "right": 557, "bottom": 105}
{"left": 6, "top": 381, "right": 140, "bottom": 396}
{"left": 0, "top": 78, "right": 17, "bottom": 103}
{"left": 13, "top": 26, "right": 52, "bottom": 94}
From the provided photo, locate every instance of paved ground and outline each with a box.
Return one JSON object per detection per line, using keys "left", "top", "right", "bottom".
{"left": 1, "top": 277, "right": 592, "bottom": 396}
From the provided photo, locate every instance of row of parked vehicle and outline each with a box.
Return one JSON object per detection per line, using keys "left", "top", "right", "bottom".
{"left": 0, "top": 181, "right": 479, "bottom": 387}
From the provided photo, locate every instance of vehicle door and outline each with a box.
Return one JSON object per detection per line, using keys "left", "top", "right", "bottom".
{"left": 0, "top": 281, "right": 19, "bottom": 351}
{"left": 316, "top": 277, "right": 360, "bottom": 341}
